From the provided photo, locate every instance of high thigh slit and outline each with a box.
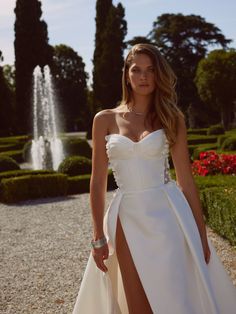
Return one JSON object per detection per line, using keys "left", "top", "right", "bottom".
{"left": 116, "top": 215, "right": 153, "bottom": 314}
{"left": 72, "top": 130, "right": 236, "bottom": 314}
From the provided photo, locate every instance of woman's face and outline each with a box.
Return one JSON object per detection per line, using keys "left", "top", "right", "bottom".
{"left": 127, "top": 53, "right": 156, "bottom": 96}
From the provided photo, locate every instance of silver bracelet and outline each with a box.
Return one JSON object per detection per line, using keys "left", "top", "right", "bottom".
{"left": 91, "top": 236, "right": 107, "bottom": 249}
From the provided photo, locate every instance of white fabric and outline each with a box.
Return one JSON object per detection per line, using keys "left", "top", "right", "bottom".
{"left": 72, "top": 129, "right": 236, "bottom": 314}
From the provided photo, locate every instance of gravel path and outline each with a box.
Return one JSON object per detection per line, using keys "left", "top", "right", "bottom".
{"left": 1, "top": 191, "right": 235, "bottom": 314}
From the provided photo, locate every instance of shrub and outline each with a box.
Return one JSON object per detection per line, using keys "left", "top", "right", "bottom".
{"left": 194, "top": 174, "right": 236, "bottom": 190}
{"left": 221, "top": 136, "right": 236, "bottom": 151}
{"left": 0, "top": 174, "right": 68, "bottom": 203}
{"left": 0, "top": 150, "right": 23, "bottom": 163}
{"left": 192, "top": 144, "right": 218, "bottom": 160}
{"left": 217, "top": 134, "right": 229, "bottom": 148}
{"left": 0, "top": 143, "right": 23, "bottom": 153}
{"left": 62, "top": 138, "right": 92, "bottom": 159}
{"left": 187, "top": 135, "right": 217, "bottom": 145}
{"left": 187, "top": 128, "right": 208, "bottom": 135}
{"left": 200, "top": 187, "right": 236, "bottom": 245}
{"left": 0, "top": 156, "right": 20, "bottom": 173}
{"left": 207, "top": 124, "right": 225, "bottom": 135}
{"left": 58, "top": 156, "right": 92, "bottom": 176}
{"left": 0, "top": 169, "right": 55, "bottom": 183}
{"left": 67, "top": 170, "right": 117, "bottom": 195}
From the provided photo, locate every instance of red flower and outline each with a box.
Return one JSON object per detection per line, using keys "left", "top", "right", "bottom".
{"left": 192, "top": 151, "right": 236, "bottom": 176}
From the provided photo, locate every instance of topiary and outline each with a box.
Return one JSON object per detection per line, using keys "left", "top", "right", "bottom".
{"left": 61, "top": 138, "right": 92, "bottom": 159}
{"left": 58, "top": 156, "right": 92, "bottom": 176}
{"left": 0, "top": 155, "right": 20, "bottom": 173}
{"left": 207, "top": 124, "right": 225, "bottom": 135}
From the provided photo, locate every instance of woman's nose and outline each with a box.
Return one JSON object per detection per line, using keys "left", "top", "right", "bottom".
{"left": 140, "top": 70, "right": 148, "bottom": 79}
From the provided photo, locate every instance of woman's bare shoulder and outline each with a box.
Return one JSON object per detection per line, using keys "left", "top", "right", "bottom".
{"left": 92, "top": 109, "right": 117, "bottom": 136}
{"left": 93, "top": 108, "right": 117, "bottom": 128}
{"left": 94, "top": 108, "right": 116, "bottom": 118}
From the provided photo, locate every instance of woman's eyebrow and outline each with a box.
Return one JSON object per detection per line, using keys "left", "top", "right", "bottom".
{"left": 131, "top": 65, "right": 154, "bottom": 68}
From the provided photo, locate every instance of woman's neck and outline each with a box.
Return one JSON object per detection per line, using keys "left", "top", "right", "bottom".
{"left": 130, "top": 94, "right": 153, "bottom": 113}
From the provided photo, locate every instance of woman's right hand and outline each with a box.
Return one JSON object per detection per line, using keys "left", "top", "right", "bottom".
{"left": 92, "top": 243, "right": 109, "bottom": 273}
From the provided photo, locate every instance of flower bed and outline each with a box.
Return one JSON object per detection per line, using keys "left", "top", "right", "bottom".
{"left": 192, "top": 151, "right": 236, "bottom": 176}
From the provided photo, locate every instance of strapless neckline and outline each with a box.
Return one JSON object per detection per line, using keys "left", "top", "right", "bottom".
{"left": 105, "top": 128, "right": 164, "bottom": 144}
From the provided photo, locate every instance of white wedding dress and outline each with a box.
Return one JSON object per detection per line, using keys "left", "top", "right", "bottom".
{"left": 72, "top": 129, "right": 236, "bottom": 314}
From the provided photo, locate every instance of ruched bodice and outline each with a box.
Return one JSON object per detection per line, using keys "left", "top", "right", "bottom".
{"left": 105, "top": 129, "right": 172, "bottom": 191}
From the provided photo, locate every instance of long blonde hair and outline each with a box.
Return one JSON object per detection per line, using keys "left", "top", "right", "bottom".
{"left": 117, "top": 43, "right": 185, "bottom": 147}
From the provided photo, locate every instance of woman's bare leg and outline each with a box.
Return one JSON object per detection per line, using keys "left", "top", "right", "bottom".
{"left": 116, "top": 216, "right": 153, "bottom": 314}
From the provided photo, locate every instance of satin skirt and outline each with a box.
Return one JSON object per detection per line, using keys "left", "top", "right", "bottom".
{"left": 72, "top": 181, "right": 236, "bottom": 314}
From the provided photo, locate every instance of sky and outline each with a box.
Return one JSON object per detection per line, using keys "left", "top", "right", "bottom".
{"left": 1, "top": 0, "right": 236, "bottom": 86}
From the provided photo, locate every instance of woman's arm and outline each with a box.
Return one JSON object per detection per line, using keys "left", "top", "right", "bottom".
{"left": 90, "top": 111, "right": 109, "bottom": 240}
{"left": 169, "top": 115, "right": 210, "bottom": 262}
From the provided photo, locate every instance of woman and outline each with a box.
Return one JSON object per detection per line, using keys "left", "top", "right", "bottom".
{"left": 72, "top": 44, "right": 236, "bottom": 314}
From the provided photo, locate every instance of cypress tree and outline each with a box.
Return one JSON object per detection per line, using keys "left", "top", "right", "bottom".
{"left": 92, "top": 0, "right": 112, "bottom": 112}
{"left": 92, "top": 1, "right": 127, "bottom": 111}
{"left": 99, "top": 3, "right": 127, "bottom": 108}
{"left": 14, "top": 0, "right": 52, "bottom": 134}
{"left": 0, "top": 51, "right": 15, "bottom": 136}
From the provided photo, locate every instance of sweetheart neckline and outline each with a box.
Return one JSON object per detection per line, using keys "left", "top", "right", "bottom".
{"left": 105, "top": 128, "right": 164, "bottom": 144}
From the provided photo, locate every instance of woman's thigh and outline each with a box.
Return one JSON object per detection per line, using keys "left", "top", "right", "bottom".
{"left": 115, "top": 215, "right": 153, "bottom": 314}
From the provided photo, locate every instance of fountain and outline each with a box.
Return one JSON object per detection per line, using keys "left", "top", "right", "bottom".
{"left": 31, "top": 65, "right": 64, "bottom": 170}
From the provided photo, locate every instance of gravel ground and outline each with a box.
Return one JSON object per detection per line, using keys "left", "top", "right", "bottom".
{"left": 0, "top": 191, "right": 235, "bottom": 314}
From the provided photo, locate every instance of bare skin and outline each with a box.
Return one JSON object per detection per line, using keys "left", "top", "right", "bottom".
{"left": 90, "top": 53, "right": 211, "bottom": 312}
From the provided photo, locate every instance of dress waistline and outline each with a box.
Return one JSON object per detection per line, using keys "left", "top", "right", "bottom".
{"left": 116, "top": 179, "right": 179, "bottom": 195}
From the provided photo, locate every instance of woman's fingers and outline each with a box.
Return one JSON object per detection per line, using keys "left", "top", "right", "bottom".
{"left": 92, "top": 245, "right": 109, "bottom": 272}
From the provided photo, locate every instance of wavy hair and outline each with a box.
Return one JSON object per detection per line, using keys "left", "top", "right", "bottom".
{"left": 116, "top": 43, "right": 185, "bottom": 147}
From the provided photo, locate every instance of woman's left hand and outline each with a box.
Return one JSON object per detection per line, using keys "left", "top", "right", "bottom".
{"left": 201, "top": 237, "right": 211, "bottom": 264}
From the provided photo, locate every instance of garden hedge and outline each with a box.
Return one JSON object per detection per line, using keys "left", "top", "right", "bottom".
{"left": 0, "top": 174, "right": 68, "bottom": 203}
{"left": 200, "top": 187, "right": 236, "bottom": 245}
{"left": 67, "top": 170, "right": 117, "bottom": 195}
{"left": 0, "top": 169, "right": 55, "bottom": 183}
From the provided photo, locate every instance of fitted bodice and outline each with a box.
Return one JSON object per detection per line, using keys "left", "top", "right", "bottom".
{"left": 105, "top": 129, "right": 172, "bottom": 191}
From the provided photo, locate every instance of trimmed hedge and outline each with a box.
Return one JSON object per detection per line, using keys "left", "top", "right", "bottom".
{"left": 0, "top": 135, "right": 30, "bottom": 144}
{"left": 187, "top": 135, "right": 217, "bottom": 145}
{"left": 0, "top": 169, "right": 55, "bottom": 183}
{"left": 61, "top": 138, "right": 92, "bottom": 159}
{"left": 200, "top": 187, "right": 236, "bottom": 245}
{"left": 0, "top": 156, "right": 20, "bottom": 172}
{"left": 217, "top": 134, "right": 229, "bottom": 148}
{"left": 67, "top": 170, "right": 117, "bottom": 195}
{"left": 187, "top": 128, "right": 208, "bottom": 135}
{"left": 191, "top": 144, "right": 218, "bottom": 160}
{"left": 58, "top": 156, "right": 92, "bottom": 176}
{"left": 221, "top": 136, "right": 236, "bottom": 151}
{"left": 0, "top": 174, "right": 68, "bottom": 204}
{"left": 0, "top": 143, "right": 23, "bottom": 153}
{"left": 0, "top": 150, "right": 24, "bottom": 163}
{"left": 194, "top": 174, "right": 236, "bottom": 190}
{"left": 207, "top": 124, "right": 225, "bottom": 135}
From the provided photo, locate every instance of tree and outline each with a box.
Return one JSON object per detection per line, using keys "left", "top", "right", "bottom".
{"left": 92, "top": 1, "right": 127, "bottom": 111}
{"left": 98, "top": 3, "right": 127, "bottom": 109}
{"left": 92, "top": 0, "right": 113, "bottom": 112}
{"left": 0, "top": 51, "right": 15, "bottom": 135}
{"left": 14, "top": 0, "right": 53, "bottom": 134}
{"left": 3, "top": 65, "right": 15, "bottom": 92}
{"left": 195, "top": 49, "right": 236, "bottom": 130}
{"left": 126, "top": 36, "right": 153, "bottom": 48}
{"left": 147, "top": 13, "right": 231, "bottom": 118}
{"left": 51, "top": 45, "right": 89, "bottom": 131}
